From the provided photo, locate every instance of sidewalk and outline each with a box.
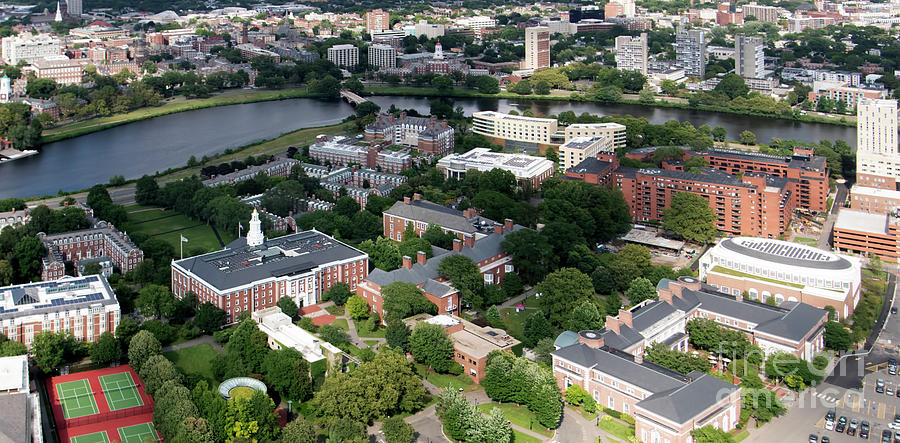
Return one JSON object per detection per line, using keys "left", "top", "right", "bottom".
{"left": 161, "top": 335, "right": 225, "bottom": 354}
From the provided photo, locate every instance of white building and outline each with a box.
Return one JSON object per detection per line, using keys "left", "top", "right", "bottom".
{"left": 563, "top": 123, "right": 627, "bottom": 149}
{"left": 741, "top": 3, "right": 779, "bottom": 22}
{"left": 524, "top": 26, "right": 550, "bottom": 70}
{"left": 251, "top": 307, "right": 341, "bottom": 365}
{"left": 698, "top": 237, "right": 861, "bottom": 319}
{"left": 1, "top": 34, "right": 61, "bottom": 65}
{"left": 675, "top": 27, "right": 705, "bottom": 78}
{"left": 67, "top": 0, "right": 82, "bottom": 16}
{"left": 0, "top": 355, "right": 42, "bottom": 443}
{"left": 327, "top": 44, "right": 359, "bottom": 68}
{"left": 615, "top": 33, "right": 648, "bottom": 76}
{"left": 0, "top": 275, "right": 121, "bottom": 347}
{"left": 368, "top": 44, "right": 396, "bottom": 69}
{"left": 26, "top": 56, "right": 83, "bottom": 85}
{"left": 455, "top": 16, "right": 497, "bottom": 37}
{"left": 735, "top": 36, "right": 765, "bottom": 79}
{"left": 559, "top": 137, "right": 613, "bottom": 171}
{"left": 415, "top": 20, "right": 445, "bottom": 39}
{"left": 856, "top": 98, "right": 899, "bottom": 182}
{"left": 472, "top": 111, "right": 558, "bottom": 145}
{"left": 436, "top": 148, "right": 555, "bottom": 188}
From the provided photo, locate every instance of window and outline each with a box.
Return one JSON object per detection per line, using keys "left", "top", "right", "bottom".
{"left": 608, "top": 397, "right": 614, "bottom": 408}
{"left": 483, "top": 274, "right": 494, "bottom": 285}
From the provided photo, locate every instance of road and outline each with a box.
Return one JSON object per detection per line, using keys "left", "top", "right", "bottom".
{"left": 819, "top": 183, "right": 848, "bottom": 250}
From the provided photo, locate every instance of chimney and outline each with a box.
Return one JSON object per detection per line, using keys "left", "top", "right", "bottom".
{"left": 736, "top": 291, "right": 743, "bottom": 302}
{"left": 634, "top": 353, "right": 643, "bottom": 364}
{"left": 493, "top": 222, "right": 503, "bottom": 235}
{"left": 416, "top": 250, "right": 427, "bottom": 265}
{"left": 658, "top": 288, "right": 673, "bottom": 305}
{"left": 678, "top": 276, "right": 701, "bottom": 291}
{"left": 619, "top": 309, "right": 633, "bottom": 328}
{"left": 504, "top": 218, "right": 513, "bottom": 232}
{"left": 452, "top": 238, "right": 462, "bottom": 252}
{"left": 402, "top": 255, "right": 412, "bottom": 269}
{"left": 464, "top": 234, "right": 474, "bottom": 248}
{"left": 577, "top": 330, "right": 605, "bottom": 349}
{"left": 413, "top": 193, "right": 422, "bottom": 201}
{"left": 605, "top": 316, "right": 620, "bottom": 334}
{"left": 403, "top": 196, "right": 411, "bottom": 204}
{"left": 462, "top": 208, "right": 475, "bottom": 218}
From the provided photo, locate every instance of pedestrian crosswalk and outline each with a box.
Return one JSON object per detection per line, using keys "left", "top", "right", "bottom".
{"left": 816, "top": 392, "right": 839, "bottom": 405}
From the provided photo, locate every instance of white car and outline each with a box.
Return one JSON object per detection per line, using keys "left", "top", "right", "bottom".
{"left": 888, "top": 422, "right": 900, "bottom": 430}
{"left": 825, "top": 420, "right": 835, "bottom": 431}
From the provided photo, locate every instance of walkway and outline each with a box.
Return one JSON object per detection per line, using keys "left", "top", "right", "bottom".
{"left": 499, "top": 287, "right": 536, "bottom": 309}
{"left": 317, "top": 301, "right": 387, "bottom": 349}
{"left": 161, "top": 335, "right": 225, "bottom": 354}
{"left": 463, "top": 390, "right": 556, "bottom": 442}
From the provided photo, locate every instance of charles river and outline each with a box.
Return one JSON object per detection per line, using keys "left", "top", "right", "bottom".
{"left": 0, "top": 96, "right": 858, "bottom": 199}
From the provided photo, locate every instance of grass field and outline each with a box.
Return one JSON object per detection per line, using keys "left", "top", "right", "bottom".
{"left": 56, "top": 379, "right": 99, "bottom": 419}
{"left": 597, "top": 415, "right": 635, "bottom": 441}
{"left": 363, "top": 339, "right": 380, "bottom": 349}
{"left": 117, "top": 422, "right": 160, "bottom": 443}
{"left": 414, "top": 363, "right": 477, "bottom": 393}
{"left": 163, "top": 344, "right": 221, "bottom": 383}
{"left": 476, "top": 402, "right": 555, "bottom": 437}
{"left": 513, "top": 430, "right": 543, "bottom": 443}
{"left": 499, "top": 308, "right": 535, "bottom": 340}
{"left": 331, "top": 318, "right": 349, "bottom": 331}
{"left": 324, "top": 305, "right": 344, "bottom": 316}
{"left": 124, "top": 207, "right": 233, "bottom": 256}
{"left": 98, "top": 372, "right": 143, "bottom": 411}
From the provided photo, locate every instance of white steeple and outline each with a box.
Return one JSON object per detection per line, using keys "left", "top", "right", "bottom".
{"left": 247, "top": 208, "right": 264, "bottom": 247}
{"left": 54, "top": 1, "right": 62, "bottom": 22}
{"left": 434, "top": 42, "right": 444, "bottom": 60}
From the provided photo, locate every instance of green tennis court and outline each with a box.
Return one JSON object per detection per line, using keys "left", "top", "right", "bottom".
{"left": 117, "top": 423, "right": 160, "bottom": 443}
{"left": 70, "top": 431, "right": 109, "bottom": 443}
{"left": 56, "top": 379, "right": 99, "bottom": 419}
{"left": 98, "top": 372, "right": 143, "bottom": 411}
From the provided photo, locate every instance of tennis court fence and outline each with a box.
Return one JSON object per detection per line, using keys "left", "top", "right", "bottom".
{"left": 62, "top": 404, "right": 153, "bottom": 428}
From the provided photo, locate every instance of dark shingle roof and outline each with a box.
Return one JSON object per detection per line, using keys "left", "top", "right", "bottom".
{"left": 754, "top": 302, "right": 827, "bottom": 342}
{"left": 552, "top": 343, "right": 687, "bottom": 393}
{"left": 636, "top": 374, "right": 738, "bottom": 424}
{"left": 567, "top": 157, "right": 613, "bottom": 175}
{"left": 384, "top": 200, "right": 476, "bottom": 234}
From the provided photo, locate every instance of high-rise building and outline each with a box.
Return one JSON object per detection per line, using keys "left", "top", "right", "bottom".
{"left": 365, "top": 9, "right": 391, "bottom": 34}
{"left": 66, "top": 0, "right": 82, "bottom": 16}
{"left": 856, "top": 98, "right": 899, "bottom": 190}
{"left": 368, "top": 44, "right": 396, "bottom": 69}
{"left": 414, "top": 20, "right": 445, "bottom": 39}
{"left": 327, "top": 44, "right": 359, "bottom": 67}
{"left": 675, "top": 27, "right": 706, "bottom": 78}
{"left": 615, "top": 33, "right": 648, "bottom": 75}
{"left": 735, "top": 35, "right": 764, "bottom": 79}
{"left": 524, "top": 26, "right": 550, "bottom": 70}
{"left": 742, "top": 3, "right": 778, "bottom": 22}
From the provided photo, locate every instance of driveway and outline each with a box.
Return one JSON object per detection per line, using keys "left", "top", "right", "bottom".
{"left": 406, "top": 404, "right": 450, "bottom": 443}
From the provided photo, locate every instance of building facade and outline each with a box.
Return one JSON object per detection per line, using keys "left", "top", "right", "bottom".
{"left": 0, "top": 275, "right": 120, "bottom": 346}
{"left": 368, "top": 44, "right": 397, "bottom": 69}
{"left": 675, "top": 27, "right": 706, "bottom": 78}
{"left": 524, "top": 26, "right": 550, "bottom": 70}
{"left": 364, "top": 113, "right": 455, "bottom": 156}
{"left": 559, "top": 136, "right": 613, "bottom": 172}
{"left": 563, "top": 123, "right": 627, "bottom": 149}
{"left": 436, "top": 148, "right": 556, "bottom": 188}
{"left": 834, "top": 210, "right": 900, "bottom": 262}
{"left": 39, "top": 223, "right": 144, "bottom": 281}
{"left": 365, "top": 9, "right": 390, "bottom": 34}
{"left": 171, "top": 212, "right": 369, "bottom": 323}
{"left": 1, "top": 34, "right": 61, "bottom": 65}
{"left": 327, "top": 44, "right": 359, "bottom": 67}
{"left": 735, "top": 36, "right": 764, "bottom": 79}
{"left": 855, "top": 98, "right": 899, "bottom": 191}
{"left": 742, "top": 3, "right": 778, "bottom": 22}
{"left": 472, "top": 111, "right": 558, "bottom": 145}
{"left": 615, "top": 33, "right": 648, "bottom": 75}
{"left": 28, "top": 57, "right": 83, "bottom": 85}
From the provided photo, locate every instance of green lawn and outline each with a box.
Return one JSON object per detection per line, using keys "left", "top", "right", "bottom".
{"left": 732, "top": 429, "right": 750, "bottom": 442}
{"left": 523, "top": 295, "right": 541, "bottom": 308}
{"left": 124, "top": 208, "right": 232, "bottom": 256}
{"left": 162, "top": 344, "right": 221, "bottom": 383}
{"left": 476, "top": 402, "right": 555, "bottom": 437}
{"left": 597, "top": 416, "right": 635, "bottom": 442}
{"left": 123, "top": 208, "right": 167, "bottom": 223}
{"left": 710, "top": 265, "right": 804, "bottom": 289}
{"left": 332, "top": 318, "right": 349, "bottom": 331}
{"left": 414, "top": 363, "right": 477, "bottom": 392}
{"left": 499, "top": 308, "right": 535, "bottom": 340}
{"left": 356, "top": 326, "right": 386, "bottom": 338}
{"left": 325, "top": 305, "right": 344, "bottom": 316}
{"left": 793, "top": 237, "right": 817, "bottom": 245}
{"left": 513, "top": 430, "right": 543, "bottom": 443}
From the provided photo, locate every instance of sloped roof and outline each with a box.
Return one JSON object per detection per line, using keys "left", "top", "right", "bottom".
{"left": 552, "top": 343, "right": 687, "bottom": 393}
{"left": 754, "top": 302, "right": 827, "bottom": 342}
{"left": 384, "top": 200, "right": 476, "bottom": 234}
{"left": 636, "top": 374, "right": 738, "bottom": 424}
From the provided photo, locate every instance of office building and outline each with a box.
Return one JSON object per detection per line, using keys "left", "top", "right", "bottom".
{"left": 834, "top": 210, "right": 900, "bottom": 262}
{"left": 855, "top": 98, "right": 899, "bottom": 191}
{"left": 563, "top": 123, "right": 627, "bottom": 149}
{"left": 405, "top": 314, "right": 520, "bottom": 381}
{"left": 741, "top": 3, "right": 778, "bottom": 22}
{"left": 436, "top": 148, "right": 556, "bottom": 188}
{"left": 27, "top": 57, "right": 83, "bottom": 85}
{"left": 39, "top": 222, "right": 144, "bottom": 281}
{"left": 524, "top": 26, "right": 550, "bottom": 70}
{"left": 327, "top": 44, "right": 359, "bottom": 67}
{"left": 615, "top": 33, "right": 648, "bottom": 75}
{"left": 559, "top": 137, "right": 613, "bottom": 171}
{"left": 675, "top": 27, "right": 706, "bottom": 78}
{"left": 171, "top": 211, "right": 369, "bottom": 323}
{"left": 472, "top": 111, "right": 558, "bottom": 145}
{"left": 368, "top": 44, "right": 396, "bottom": 69}
{"left": 365, "top": 9, "right": 390, "bottom": 34}
{"left": 0, "top": 275, "right": 120, "bottom": 346}
{"left": 1, "top": 34, "right": 61, "bottom": 65}
{"left": 807, "top": 81, "right": 886, "bottom": 109}
{"left": 382, "top": 194, "right": 506, "bottom": 241}
{"left": 455, "top": 16, "right": 497, "bottom": 38}
{"left": 735, "top": 36, "right": 764, "bottom": 79}
{"left": 415, "top": 20, "right": 445, "bottom": 39}
{"left": 699, "top": 237, "right": 861, "bottom": 319}
{"left": 66, "top": 0, "right": 82, "bottom": 16}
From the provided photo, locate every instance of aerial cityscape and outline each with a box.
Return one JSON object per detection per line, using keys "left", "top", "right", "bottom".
{"left": 0, "top": 0, "right": 897, "bottom": 442}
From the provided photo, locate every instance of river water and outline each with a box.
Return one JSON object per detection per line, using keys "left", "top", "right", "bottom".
{"left": 0, "top": 96, "right": 856, "bottom": 199}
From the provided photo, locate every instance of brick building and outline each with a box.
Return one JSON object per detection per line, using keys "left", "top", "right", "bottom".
{"left": 364, "top": 113, "right": 455, "bottom": 156}
{"left": 39, "top": 222, "right": 144, "bottom": 281}
{"left": 382, "top": 194, "right": 503, "bottom": 242}
{"left": 0, "top": 275, "right": 120, "bottom": 347}
{"left": 834, "top": 210, "right": 900, "bottom": 262}
{"left": 171, "top": 211, "right": 368, "bottom": 323}
{"left": 436, "top": 148, "right": 556, "bottom": 189}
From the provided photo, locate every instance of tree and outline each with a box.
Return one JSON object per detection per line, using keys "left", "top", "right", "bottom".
{"left": 438, "top": 254, "right": 483, "bottom": 308}
{"left": 591, "top": 266, "right": 616, "bottom": 294}
{"left": 662, "top": 192, "right": 718, "bottom": 244}
{"left": 323, "top": 282, "right": 353, "bottom": 306}
{"left": 0, "top": 339, "right": 26, "bottom": 357}
{"left": 741, "top": 388, "right": 785, "bottom": 424}
{"left": 195, "top": 302, "right": 227, "bottom": 334}
{"left": 660, "top": 79, "right": 679, "bottom": 95}
{"left": 263, "top": 348, "right": 313, "bottom": 401}
{"left": 432, "top": 75, "right": 453, "bottom": 92}
{"left": 713, "top": 73, "right": 749, "bottom": 99}
{"left": 358, "top": 236, "right": 402, "bottom": 271}
{"left": 30, "top": 332, "right": 74, "bottom": 373}
{"left": 381, "top": 281, "right": 437, "bottom": 321}
{"left": 535, "top": 268, "right": 595, "bottom": 328}
{"left": 712, "top": 126, "right": 727, "bottom": 142}
{"left": 502, "top": 273, "right": 523, "bottom": 297}
{"left": 523, "top": 312, "right": 554, "bottom": 348}
{"left": 276, "top": 296, "right": 300, "bottom": 319}
{"left": 175, "top": 417, "right": 215, "bottom": 443}
{"left": 91, "top": 331, "right": 122, "bottom": 366}
{"left": 510, "top": 79, "right": 531, "bottom": 95}
{"left": 644, "top": 342, "right": 711, "bottom": 374}
{"left": 739, "top": 130, "right": 757, "bottom": 145}
{"left": 136, "top": 284, "right": 178, "bottom": 319}
{"left": 567, "top": 300, "right": 603, "bottom": 332}
{"left": 135, "top": 175, "right": 159, "bottom": 205}
{"left": 382, "top": 416, "right": 415, "bottom": 443}
{"left": 223, "top": 318, "right": 270, "bottom": 376}
{"left": 10, "top": 236, "right": 45, "bottom": 282}
{"left": 115, "top": 317, "right": 141, "bottom": 351}
{"left": 824, "top": 321, "right": 852, "bottom": 351}
{"left": 468, "top": 407, "right": 513, "bottom": 443}
{"left": 533, "top": 80, "right": 551, "bottom": 95}
{"left": 140, "top": 354, "right": 182, "bottom": 396}
{"left": 278, "top": 417, "right": 316, "bottom": 443}
{"left": 533, "top": 338, "right": 556, "bottom": 366}
{"left": 386, "top": 320, "right": 411, "bottom": 350}
{"left": 564, "top": 385, "right": 596, "bottom": 412}
{"left": 481, "top": 351, "right": 562, "bottom": 428}
{"left": 691, "top": 426, "right": 734, "bottom": 443}
{"left": 624, "top": 277, "right": 656, "bottom": 305}
{"left": 502, "top": 229, "right": 556, "bottom": 284}
{"left": 410, "top": 322, "right": 455, "bottom": 372}
{"left": 346, "top": 295, "right": 370, "bottom": 320}
{"left": 315, "top": 350, "right": 428, "bottom": 425}
{"left": 0, "top": 260, "right": 11, "bottom": 286}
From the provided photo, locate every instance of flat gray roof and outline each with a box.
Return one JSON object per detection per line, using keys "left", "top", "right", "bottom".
{"left": 834, "top": 210, "right": 888, "bottom": 235}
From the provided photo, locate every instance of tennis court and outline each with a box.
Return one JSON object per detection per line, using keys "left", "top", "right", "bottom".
{"left": 117, "top": 423, "right": 160, "bottom": 443}
{"left": 56, "top": 379, "right": 99, "bottom": 419}
{"left": 98, "top": 372, "right": 143, "bottom": 411}
{"left": 70, "top": 431, "right": 109, "bottom": 443}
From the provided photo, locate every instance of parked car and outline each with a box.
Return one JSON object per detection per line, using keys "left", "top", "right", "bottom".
{"left": 837, "top": 416, "right": 848, "bottom": 433}
{"left": 810, "top": 434, "right": 819, "bottom": 443}
{"left": 850, "top": 419, "right": 860, "bottom": 436}
{"left": 888, "top": 387, "right": 894, "bottom": 396}
{"left": 861, "top": 421, "right": 870, "bottom": 439}
{"left": 822, "top": 437, "right": 830, "bottom": 443}
{"left": 877, "top": 379, "right": 886, "bottom": 394}
{"left": 890, "top": 359, "right": 898, "bottom": 375}
{"left": 884, "top": 430, "right": 893, "bottom": 443}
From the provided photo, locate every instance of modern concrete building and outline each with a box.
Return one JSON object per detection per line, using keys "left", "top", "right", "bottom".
{"left": 735, "top": 36, "right": 764, "bottom": 79}
{"left": 171, "top": 212, "right": 368, "bottom": 323}
{"left": 559, "top": 136, "right": 613, "bottom": 171}
{"left": 0, "top": 275, "right": 120, "bottom": 347}
{"left": 327, "top": 44, "right": 359, "bottom": 67}
{"left": 368, "top": 44, "right": 396, "bottom": 69}
{"left": 834, "top": 210, "right": 900, "bottom": 262}
{"left": 66, "top": 0, "right": 82, "bottom": 16}
{"left": 741, "top": 3, "right": 778, "bottom": 22}
{"left": 404, "top": 314, "right": 520, "bottom": 381}
{"left": 39, "top": 222, "right": 144, "bottom": 281}
{"left": 436, "top": 148, "right": 556, "bottom": 188}
{"left": 365, "top": 9, "right": 390, "bottom": 34}
{"left": 1, "top": 34, "right": 61, "bottom": 65}
{"left": 414, "top": 20, "right": 445, "bottom": 39}
{"left": 698, "top": 237, "right": 861, "bottom": 319}
{"left": 472, "top": 111, "right": 558, "bottom": 146}
{"left": 675, "top": 27, "right": 706, "bottom": 78}
{"left": 807, "top": 81, "right": 886, "bottom": 109}
{"left": 615, "top": 33, "right": 648, "bottom": 75}
{"left": 563, "top": 123, "right": 627, "bottom": 149}
{"left": 855, "top": 98, "right": 899, "bottom": 192}
{"left": 251, "top": 307, "right": 342, "bottom": 365}
{"left": 524, "top": 26, "right": 550, "bottom": 70}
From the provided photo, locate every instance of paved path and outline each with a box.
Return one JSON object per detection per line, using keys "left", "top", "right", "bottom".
{"left": 463, "top": 390, "right": 557, "bottom": 442}
{"left": 499, "top": 287, "right": 536, "bottom": 309}
{"left": 333, "top": 308, "right": 387, "bottom": 349}
{"left": 819, "top": 183, "right": 848, "bottom": 251}
{"left": 161, "top": 335, "right": 225, "bottom": 354}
